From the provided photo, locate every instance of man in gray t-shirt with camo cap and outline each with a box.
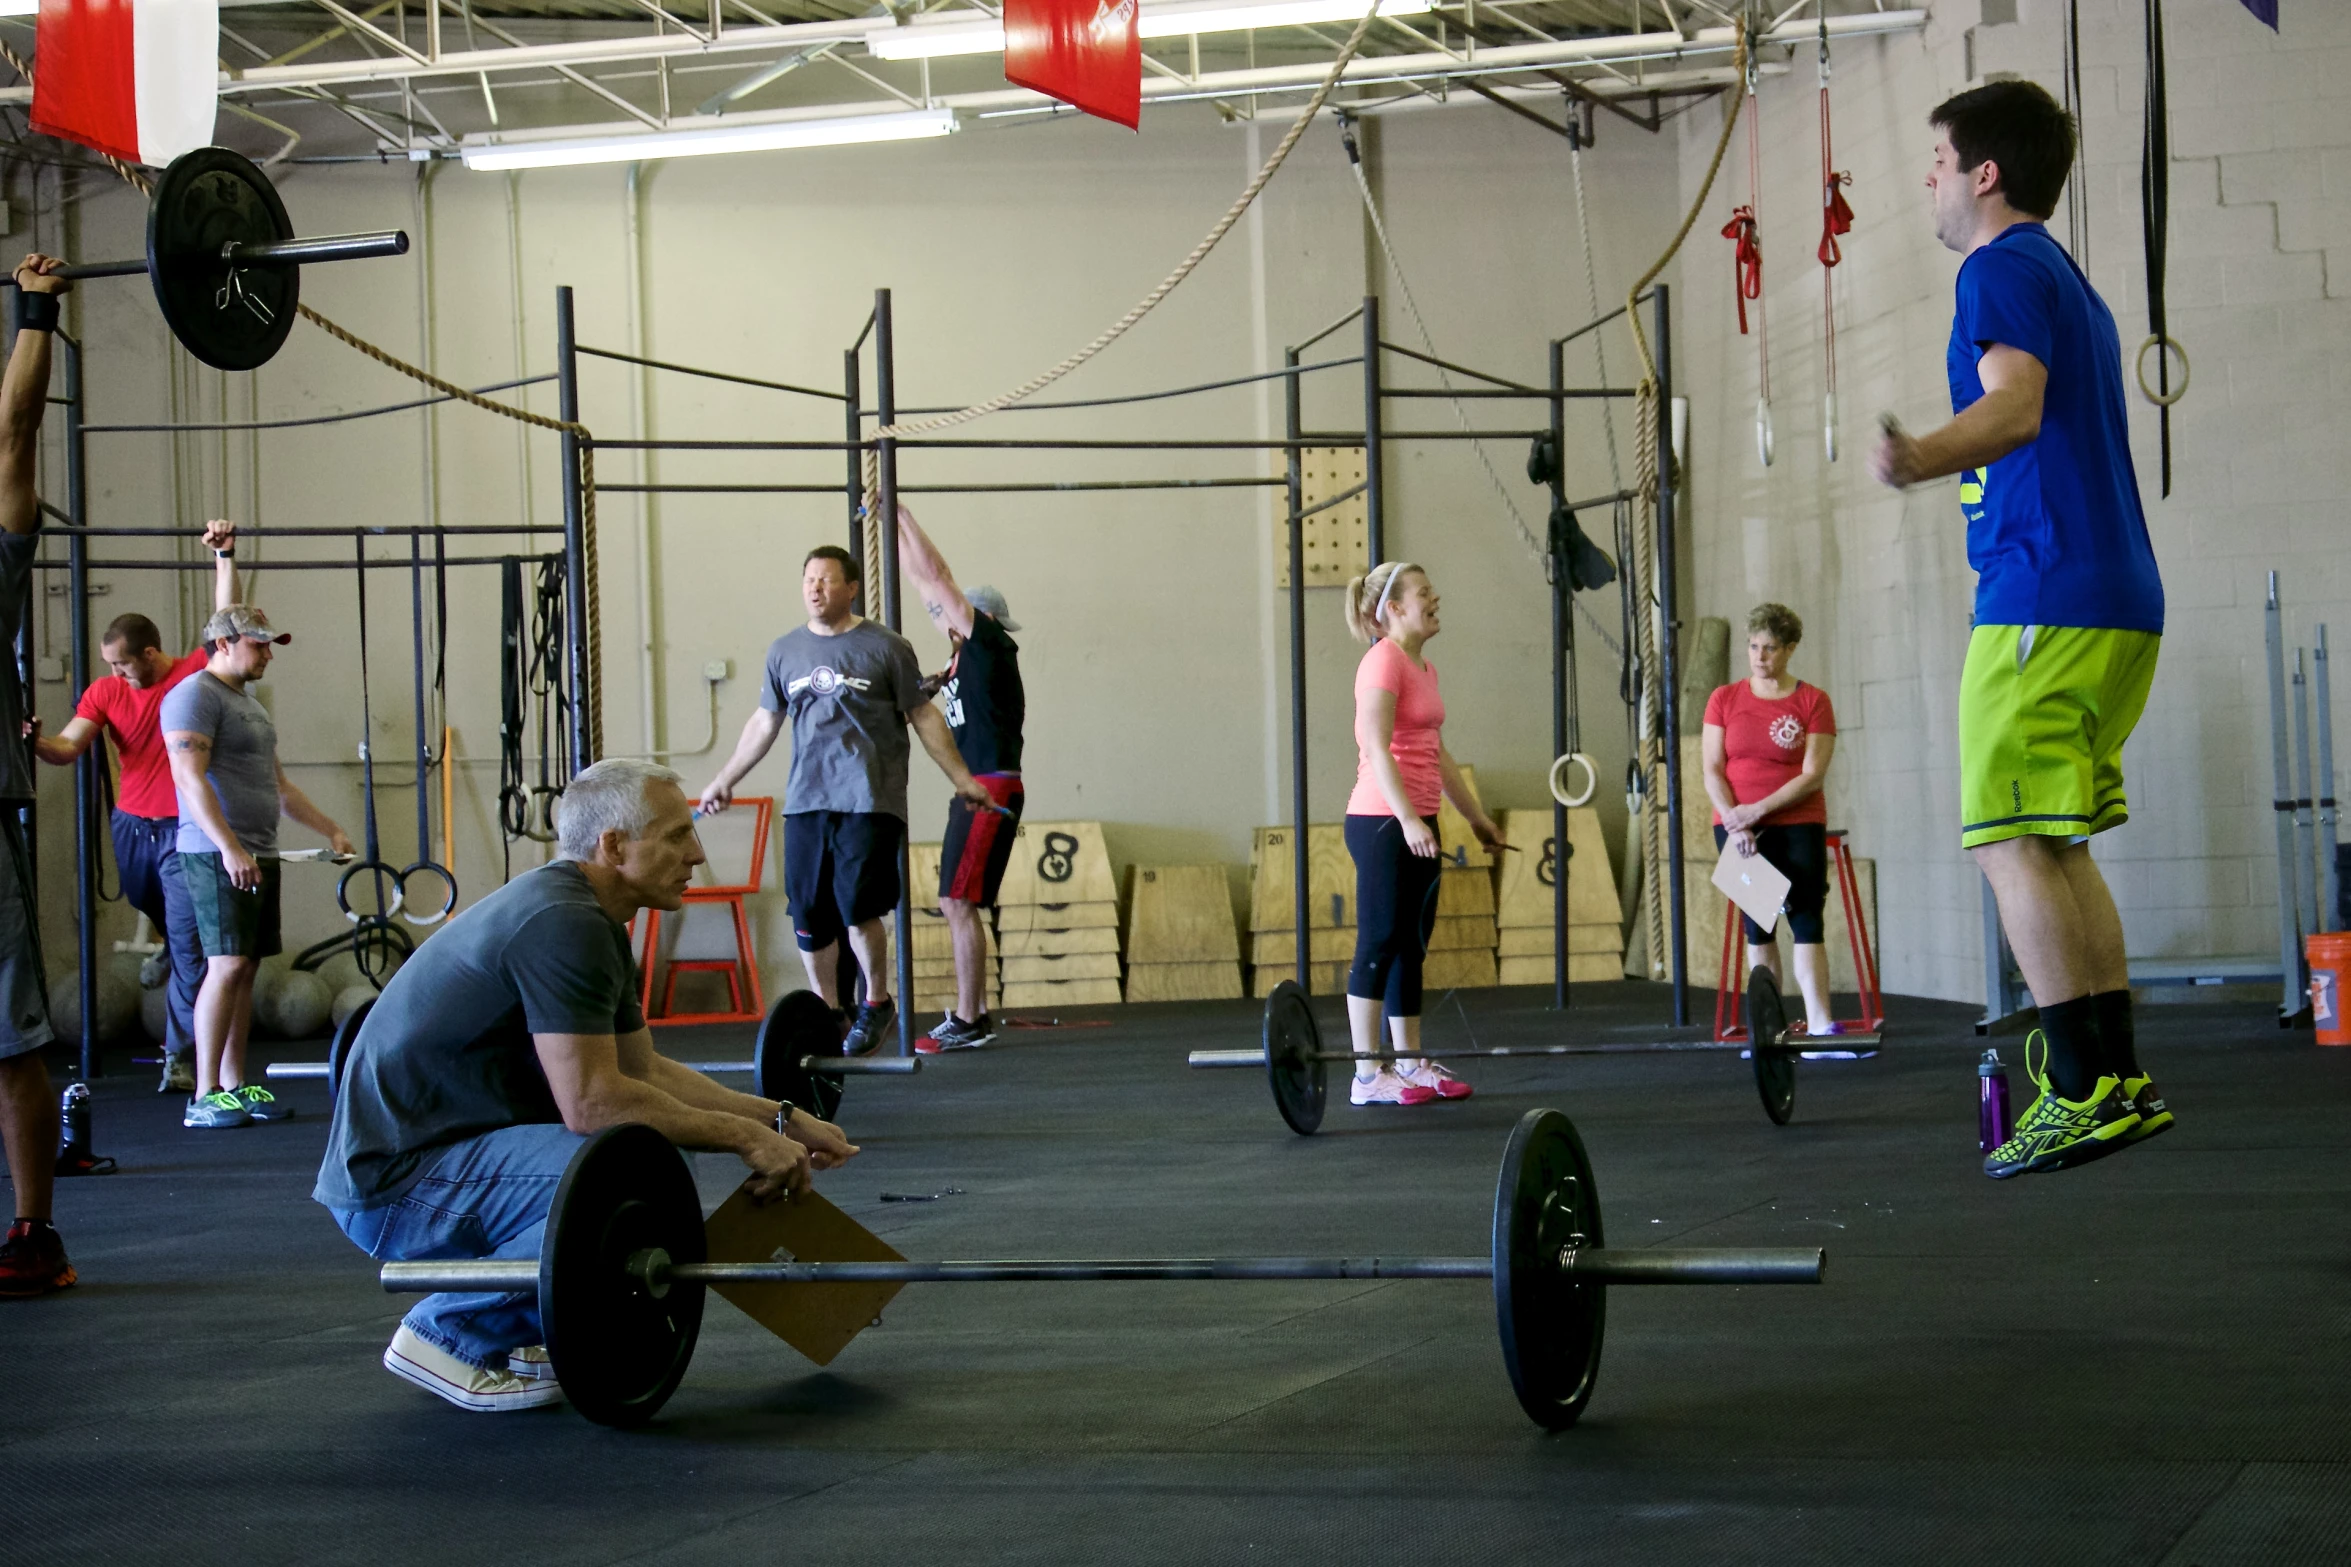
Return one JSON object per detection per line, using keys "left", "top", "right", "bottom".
{"left": 701, "top": 544, "right": 991, "bottom": 1056}
{"left": 163, "top": 602, "right": 352, "bottom": 1131}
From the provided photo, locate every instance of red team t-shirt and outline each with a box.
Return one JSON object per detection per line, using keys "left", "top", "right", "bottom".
{"left": 1347, "top": 638, "right": 1446, "bottom": 817}
{"left": 75, "top": 648, "right": 207, "bottom": 819}
{"left": 1702, "top": 679, "right": 1836, "bottom": 827}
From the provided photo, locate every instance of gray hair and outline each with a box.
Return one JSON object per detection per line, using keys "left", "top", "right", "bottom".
{"left": 553, "top": 759, "right": 684, "bottom": 861}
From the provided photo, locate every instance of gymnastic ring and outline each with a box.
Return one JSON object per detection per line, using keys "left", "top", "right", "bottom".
{"left": 2134, "top": 334, "right": 2189, "bottom": 408}
{"left": 396, "top": 862, "right": 459, "bottom": 928}
{"left": 526, "top": 784, "right": 564, "bottom": 845}
{"left": 1754, "top": 399, "right": 1775, "bottom": 468}
{"left": 1548, "top": 752, "right": 1600, "bottom": 809}
{"left": 338, "top": 860, "right": 407, "bottom": 925}
{"left": 499, "top": 784, "right": 531, "bottom": 841}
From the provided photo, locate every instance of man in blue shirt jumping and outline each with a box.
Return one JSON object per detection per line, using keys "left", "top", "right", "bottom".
{"left": 1873, "top": 80, "right": 2170, "bottom": 1180}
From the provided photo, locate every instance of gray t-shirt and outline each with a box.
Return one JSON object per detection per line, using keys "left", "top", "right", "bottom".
{"left": 160, "top": 670, "right": 280, "bottom": 855}
{"left": 313, "top": 859, "right": 647, "bottom": 1211}
{"left": 0, "top": 534, "right": 36, "bottom": 802}
{"left": 760, "top": 619, "right": 927, "bottom": 820}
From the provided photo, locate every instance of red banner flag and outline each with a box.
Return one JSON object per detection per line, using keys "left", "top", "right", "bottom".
{"left": 31, "top": 0, "right": 219, "bottom": 168}
{"left": 1004, "top": 0, "right": 1140, "bottom": 131}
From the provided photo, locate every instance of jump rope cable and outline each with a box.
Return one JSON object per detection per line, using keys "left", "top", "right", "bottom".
{"left": 1338, "top": 116, "right": 1624, "bottom": 664}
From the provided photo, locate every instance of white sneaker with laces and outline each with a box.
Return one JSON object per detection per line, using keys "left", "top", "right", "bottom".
{"left": 506, "top": 1344, "right": 556, "bottom": 1382}
{"left": 1350, "top": 1070, "right": 1436, "bottom": 1106}
{"left": 383, "top": 1324, "right": 564, "bottom": 1412}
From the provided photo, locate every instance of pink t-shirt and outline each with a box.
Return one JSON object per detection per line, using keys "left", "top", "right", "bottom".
{"left": 1702, "top": 678, "right": 1836, "bottom": 827}
{"left": 1347, "top": 638, "right": 1446, "bottom": 817}
{"left": 76, "top": 648, "right": 207, "bottom": 819}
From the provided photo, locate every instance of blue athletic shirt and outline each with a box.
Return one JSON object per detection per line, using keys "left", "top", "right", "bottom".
{"left": 1946, "top": 222, "right": 2164, "bottom": 633}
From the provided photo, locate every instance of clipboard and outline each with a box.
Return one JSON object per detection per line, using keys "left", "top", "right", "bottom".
{"left": 700, "top": 1186, "right": 909, "bottom": 1366}
{"left": 1711, "top": 846, "right": 1791, "bottom": 935}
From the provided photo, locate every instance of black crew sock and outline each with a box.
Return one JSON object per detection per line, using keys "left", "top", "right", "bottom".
{"left": 13, "top": 1216, "right": 54, "bottom": 1233}
{"left": 2037, "top": 995, "right": 2102, "bottom": 1101}
{"left": 2092, "top": 989, "right": 2139, "bottom": 1081}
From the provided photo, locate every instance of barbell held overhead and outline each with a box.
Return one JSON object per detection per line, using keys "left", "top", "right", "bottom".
{"left": 14, "top": 147, "right": 410, "bottom": 371}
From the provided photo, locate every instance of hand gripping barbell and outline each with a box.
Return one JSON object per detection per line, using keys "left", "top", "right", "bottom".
{"left": 378, "top": 1109, "right": 1823, "bottom": 1430}
{"left": 10, "top": 147, "right": 407, "bottom": 371}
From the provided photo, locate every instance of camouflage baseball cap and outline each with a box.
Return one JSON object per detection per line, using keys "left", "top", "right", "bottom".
{"left": 200, "top": 605, "right": 292, "bottom": 646}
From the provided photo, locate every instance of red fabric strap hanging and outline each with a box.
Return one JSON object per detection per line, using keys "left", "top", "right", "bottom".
{"left": 1004, "top": 0, "right": 1141, "bottom": 130}
{"left": 1819, "top": 170, "right": 1853, "bottom": 267}
{"left": 1722, "top": 207, "right": 1761, "bottom": 335}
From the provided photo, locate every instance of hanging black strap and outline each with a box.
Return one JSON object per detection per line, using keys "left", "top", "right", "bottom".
{"left": 2141, "top": 0, "right": 2172, "bottom": 496}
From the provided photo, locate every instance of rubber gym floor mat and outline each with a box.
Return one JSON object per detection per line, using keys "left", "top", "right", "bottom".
{"left": 5, "top": 983, "right": 2348, "bottom": 1566}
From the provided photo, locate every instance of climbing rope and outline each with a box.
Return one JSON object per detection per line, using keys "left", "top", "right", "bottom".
{"left": 1621, "top": 21, "right": 1749, "bottom": 981}
{"left": 856, "top": 0, "right": 1388, "bottom": 495}
{"left": 1817, "top": 14, "right": 1853, "bottom": 463}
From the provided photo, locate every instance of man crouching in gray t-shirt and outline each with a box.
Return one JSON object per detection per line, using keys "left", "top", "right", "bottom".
{"left": 700, "top": 545, "right": 992, "bottom": 1057}
{"left": 316, "top": 759, "right": 857, "bottom": 1413}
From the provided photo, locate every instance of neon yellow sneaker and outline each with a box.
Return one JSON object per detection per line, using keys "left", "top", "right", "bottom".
{"left": 1983, "top": 1031, "right": 2141, "bottom": 1180}
{"left": 2117, "top": 1075, "right": 2173, "bottom": 1142}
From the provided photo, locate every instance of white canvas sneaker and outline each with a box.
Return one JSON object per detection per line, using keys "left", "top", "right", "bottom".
{"left": 383, "top": 1324, "right": 564, "bottom": 1412}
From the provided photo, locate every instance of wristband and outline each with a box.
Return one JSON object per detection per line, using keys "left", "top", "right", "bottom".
{"left": 10, "top": 290, "right": 59, "bottom": 335}
{"left": 214, "top": 548, "right": 234, "bottom": 560}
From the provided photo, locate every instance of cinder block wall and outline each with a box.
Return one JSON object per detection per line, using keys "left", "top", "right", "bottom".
{"left": 1670, "top": 0, "right": 2349, "bottom": 1003}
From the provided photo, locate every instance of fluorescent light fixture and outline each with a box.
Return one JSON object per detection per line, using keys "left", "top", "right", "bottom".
{"left": 866, "top": 0, "right": 1429, "bottom": 60}
{"left": 0, "top": 0, "right": 35, "bottom": 15}
{"left": 460, "top": 109, "right": 957, "bottom": 171}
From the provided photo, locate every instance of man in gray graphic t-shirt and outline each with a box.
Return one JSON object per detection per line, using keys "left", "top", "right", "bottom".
{"left": 163, "top": 604, "right": 352, "bottom": 1130}
{"left": 701, "top": 544, "right": 991, "bottom": 1056}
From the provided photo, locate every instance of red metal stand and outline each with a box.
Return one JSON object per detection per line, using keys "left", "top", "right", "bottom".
{"left": 636, "top": 795, "right": 773, "bottom": 1028}
{"left": 1712, "top": 827, "right": 1885, "bottom": 1044}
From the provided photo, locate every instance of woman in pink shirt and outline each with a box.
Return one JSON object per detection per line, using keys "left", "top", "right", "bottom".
{"left": 1700, "top": 602, "right": 1840, "bottom": 1036}
{"left": 1341, "top": 561, "right": 1505, "bottom": 1107}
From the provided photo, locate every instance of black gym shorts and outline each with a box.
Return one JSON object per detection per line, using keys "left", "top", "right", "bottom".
{"left": 785, "top": 810, "right": 906, "bottom": 952}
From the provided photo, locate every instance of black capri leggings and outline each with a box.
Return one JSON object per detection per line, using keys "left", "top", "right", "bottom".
{"left": 1713, "top": 821, "right": 1829, "bottom": 945}
{"left": 1345, "top": 813, "right": 1444, "bottom": 1016}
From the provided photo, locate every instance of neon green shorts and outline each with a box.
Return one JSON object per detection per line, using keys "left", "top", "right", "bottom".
{"left": 1958, "top": 624, "right": 2161, "bottom": 850}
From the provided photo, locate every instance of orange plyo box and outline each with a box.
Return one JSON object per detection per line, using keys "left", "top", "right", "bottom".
{"left": 700, "top": 1186, "right": 909, "bottom": 1366}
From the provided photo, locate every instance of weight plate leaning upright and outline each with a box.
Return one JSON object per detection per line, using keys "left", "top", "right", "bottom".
{"left": 1747, "top": 966, "right": 1796, "bottom": 1126}
{"left": 756, "top": 989, "right": 847, "bottom": 1121}
{"left": 540, "top": 1124, "right": 707, "bottom": 1429}
{"left": 1262, "top": 980, "right": 1326, "bottom": 1136}
{"left": 325, "top": 998, "right": 372, "bottom": 1102}
{"left": 1492, "top": 1107, "right": 1604, "bottom": 1430}
{"left": 146, "top": 148, "right": 297, "bottom": 371}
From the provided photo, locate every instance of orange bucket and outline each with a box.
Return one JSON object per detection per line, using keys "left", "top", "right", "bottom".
{"left": 2311, "top": 932, "right": 2351, "bottom": 1046}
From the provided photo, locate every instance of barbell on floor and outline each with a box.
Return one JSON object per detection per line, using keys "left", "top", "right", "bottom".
{"left": 376, "top": 1108, "right": 1823, "bottom": 1431}
{"left": 13, "top": 147, "right": 408, "bottom": 370}
{"left": 263, "top": 991, "right": 916, "bottom": 1118}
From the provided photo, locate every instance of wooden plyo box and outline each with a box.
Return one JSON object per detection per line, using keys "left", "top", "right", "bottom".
{"left": 1499, "top": 953, "right": 1625, "bottom": 987}
{"left": 1003, "top": 977, "right": 1124, "bottom": 1008}
{"left": 1496, "top": 807, "right": 1624, "bottom": 931}
{"left": 1127, "top": 961, "right": 1243, "bottom": 1003}
{"left": 1124, "top": 865, "right": 1242, "bottom": 1003}
{"left": 999, "top": 925, "right": 1120, "bottom": 959}
{"left": 1003, "top": 952, "right": 1121, "bottom": 985}
{"left": 996, "top": 821, "right": 1117, "bottom": 907}
{"left": 998, "top": 901, "right": 1119, "bottom": 932}
{"left": 1251, "top": 960, "right": 1349, "bottom": 998}
{"left": 1247, "top": 824, "right": 1354, "bottom": 931}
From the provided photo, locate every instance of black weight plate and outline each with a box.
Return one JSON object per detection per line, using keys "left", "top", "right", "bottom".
{"left": 541, "top": 1124, "right": 706, "bottom": 1429}
{"left": 1747, "top": 966, "right": 1796, "bottom": 1126}
{"left": 146, "top": 147, "right": 297, "bottom": 371}
{"left": 1262, "top": 980, "right": 1326, "bottom": 1136}
{"left": 325, "top": 998, "right": 372, "bottom": 1102}
{"left": 756, "top": 989, "right": 846, "bottom": 1122}
{"left": 1492, "top": 1107, "right": 1604, "bottom": 1430}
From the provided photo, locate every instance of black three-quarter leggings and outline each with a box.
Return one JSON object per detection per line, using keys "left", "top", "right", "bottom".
{"left": 1713, "top": 821, "right": 1829, "bottom": 944}
{"left": 1345, "top": 813, "right": 1445, "bottom": 1016}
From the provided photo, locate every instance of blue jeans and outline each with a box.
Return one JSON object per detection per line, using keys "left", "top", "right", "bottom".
{"left": 334, "top": 1123, "right": 586, "bottom": 1369}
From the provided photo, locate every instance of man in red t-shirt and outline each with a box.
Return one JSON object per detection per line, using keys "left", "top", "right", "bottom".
{"left": 34, "top": 522, "right": 240, "bottom": 1093}
{"left": 1700, "top": 603, "right": 1841, "bottom": 1037}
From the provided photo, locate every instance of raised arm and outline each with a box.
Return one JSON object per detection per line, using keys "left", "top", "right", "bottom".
{"left": 894, "top": 500, "right": 975, "bottom": 640}
{"left": 204, "top": 519, "right": 240, "bottom": 609}
{"left": 0, "top": 256, "right": 68, "bottom": 538}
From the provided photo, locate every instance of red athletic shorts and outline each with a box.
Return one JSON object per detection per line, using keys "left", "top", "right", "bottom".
{"left": 940, "top": 773, "right": 1024, "bottom": 907}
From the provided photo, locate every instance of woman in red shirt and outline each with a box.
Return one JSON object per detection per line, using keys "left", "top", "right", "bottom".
{"left": 1701, "top": 603, "right": 1840, "bottom": 1035}
{"left": 1341, "top": 561, "right": 1505, "bottom": 1107}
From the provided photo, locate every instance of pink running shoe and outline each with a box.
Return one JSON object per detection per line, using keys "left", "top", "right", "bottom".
{"left": 1350, "top": 1070, "right": 1437, "bottom": 1106}
{"left": 1396, "top": 1060, "right": 1473, "bottom": 1100}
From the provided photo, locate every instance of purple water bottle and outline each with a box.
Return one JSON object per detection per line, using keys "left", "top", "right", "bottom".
{"left": 1978, "top": 1049, "right": 2013, "bottom": 1153}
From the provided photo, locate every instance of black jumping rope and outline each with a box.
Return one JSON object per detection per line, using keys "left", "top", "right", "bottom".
{"left": 398, "top": 529, "right": 457, "bottom": 925}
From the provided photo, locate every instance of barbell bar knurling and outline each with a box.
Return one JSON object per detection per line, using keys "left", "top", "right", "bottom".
{"left": 380, "top": 1246, "right": 1822, "bottom": 1295}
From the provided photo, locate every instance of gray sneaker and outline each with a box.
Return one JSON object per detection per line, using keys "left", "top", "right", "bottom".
{"left": 919, "top": 1011, "right": 994, "bottom": 1052}
{"left": 183, "top": 1090, "right": 251, "bottom": 1130}
{"left": 157, "top": 1053, "right": 194, "bottom": 1095}
{"left": 232, "top": 1084, "right": 293, "bottom": 1122}
{"left": 842, "top": 996, "right": 898, "bottom": 1057}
